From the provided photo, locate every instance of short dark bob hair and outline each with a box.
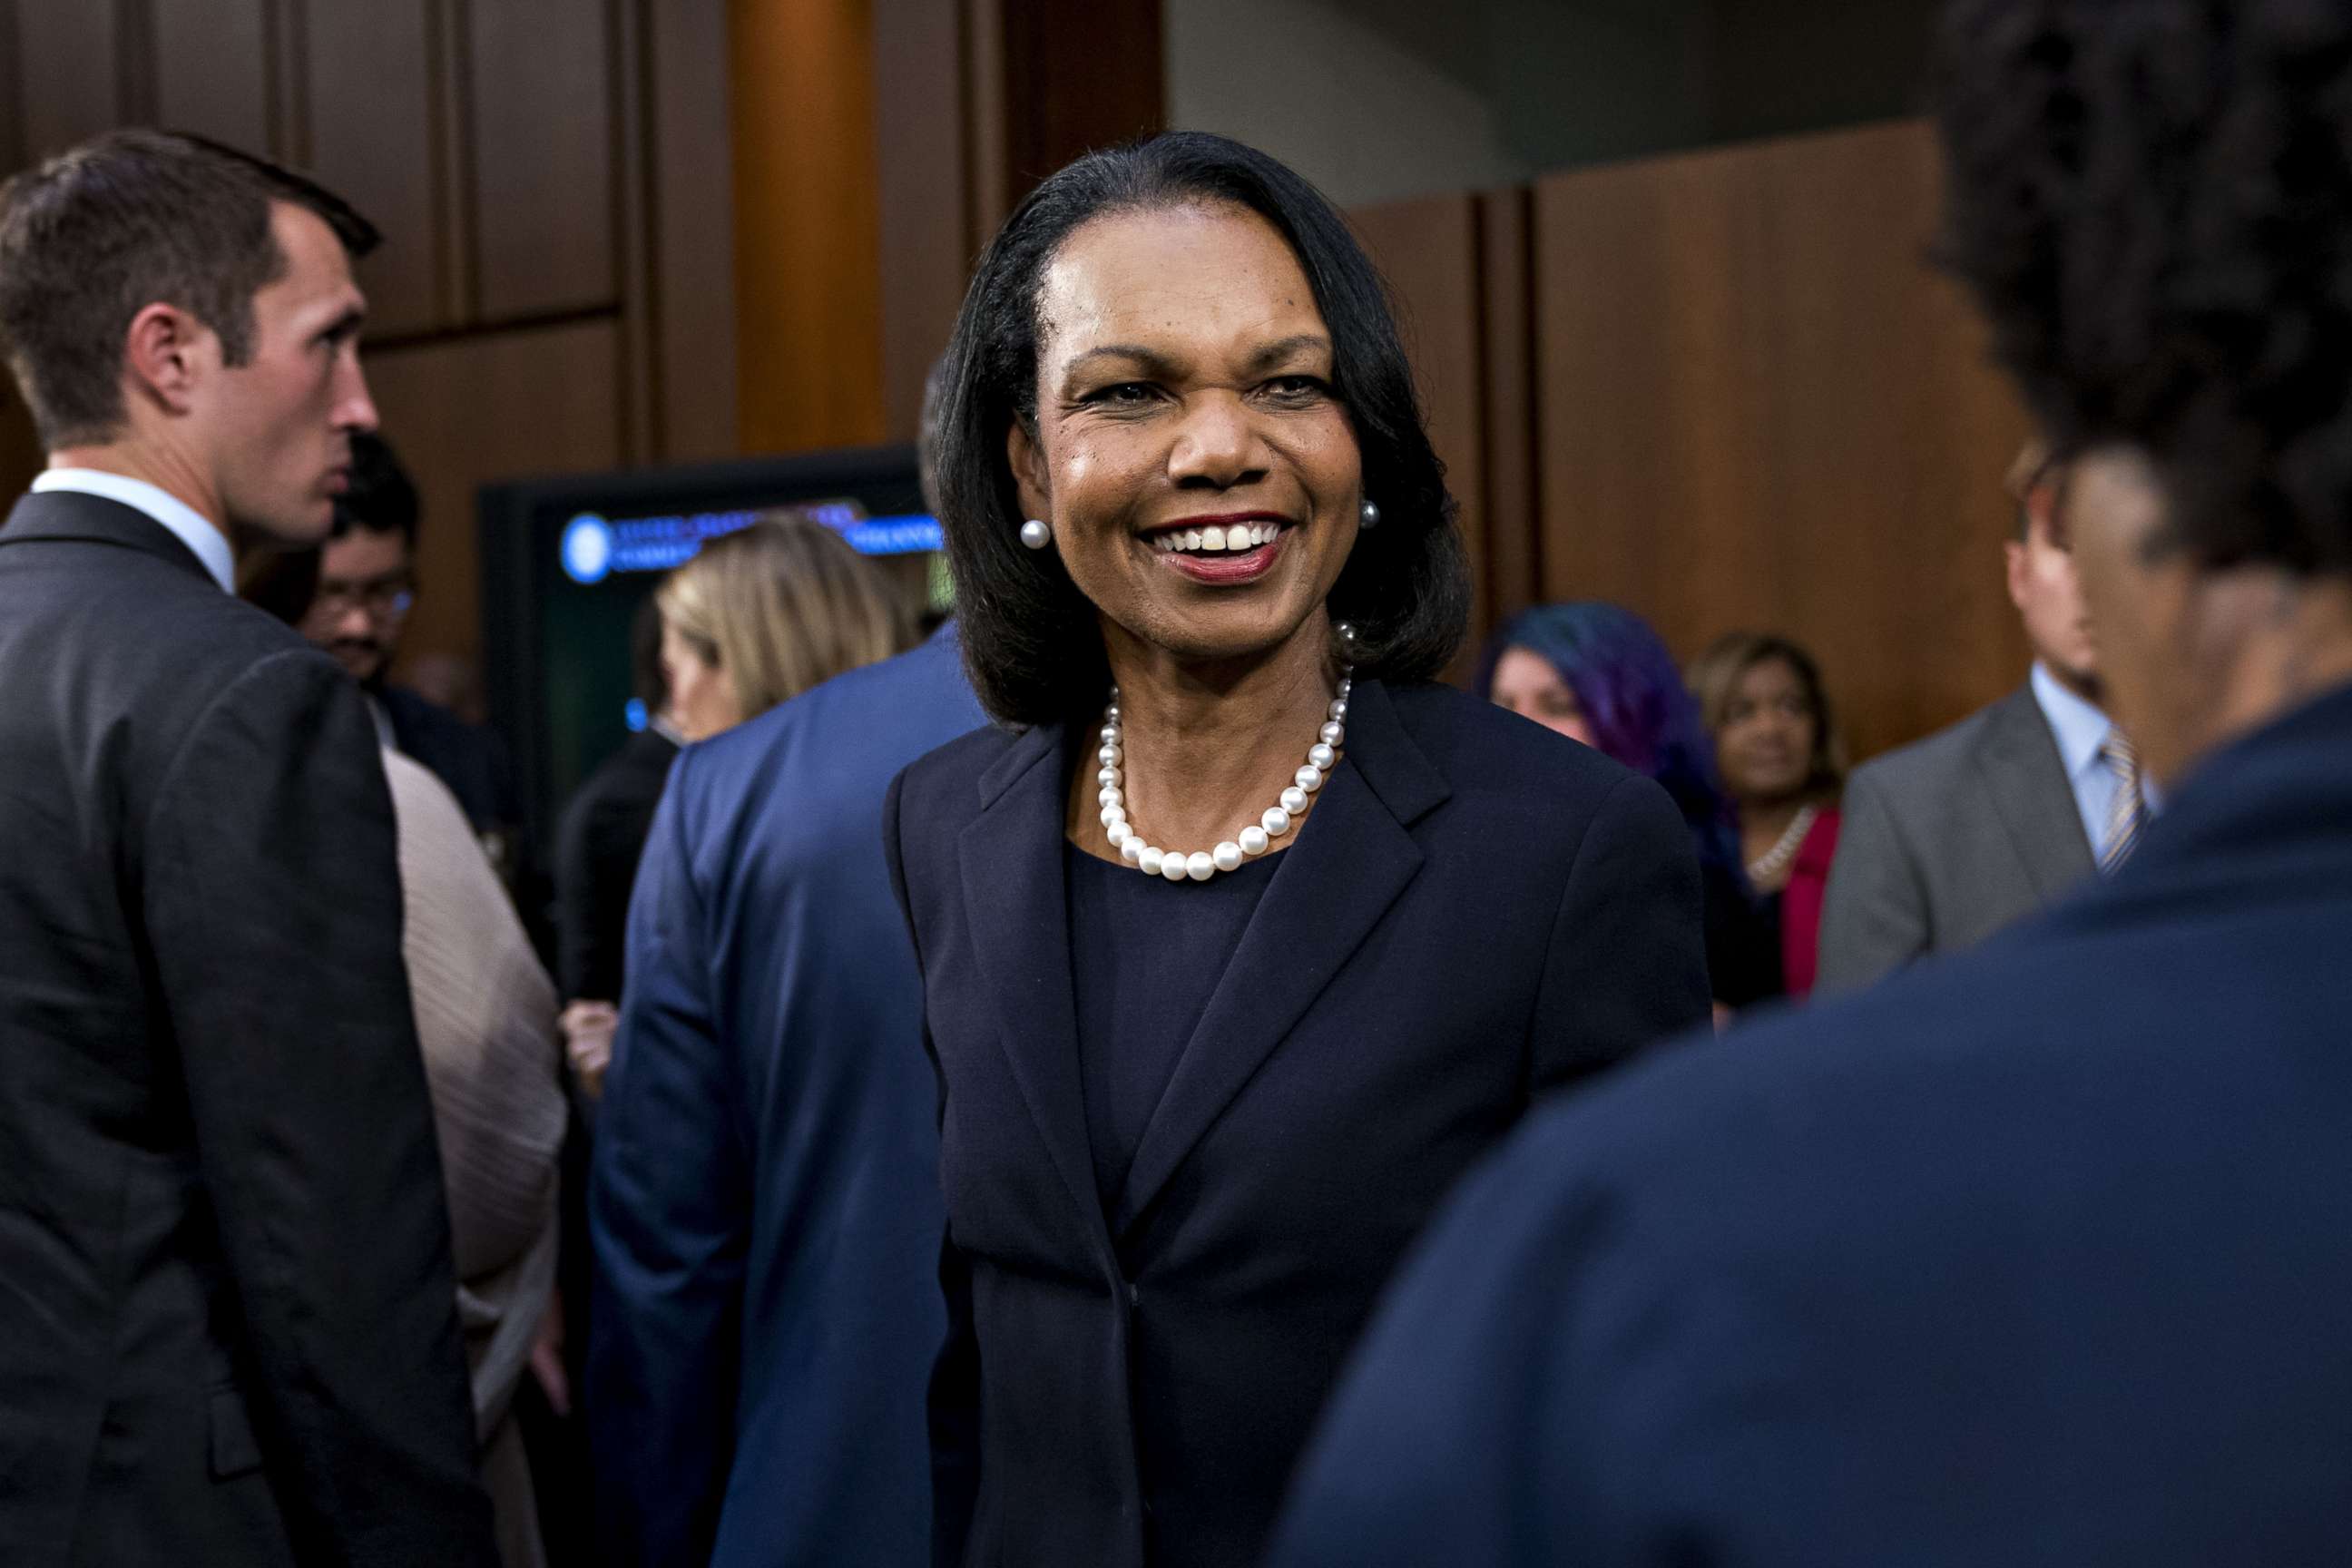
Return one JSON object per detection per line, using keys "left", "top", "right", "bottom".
{"left": 934, "top": 130, "right": 1469, "bottom": 725}
{"left": 0, "top": 128, "right": 377, "bottom": 449}
{"left": 1936, "top": 0, "right": 2352, "bottom": 578}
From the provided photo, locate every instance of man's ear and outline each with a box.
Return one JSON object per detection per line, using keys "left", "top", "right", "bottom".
{"left": 1006, "top": 417, "right": 1051, "bottom": 524}
{"left": 121, "top": 303, "right": 211, "bottom": 418}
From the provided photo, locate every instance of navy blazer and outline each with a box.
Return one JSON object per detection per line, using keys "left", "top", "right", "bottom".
{"left": 884, "top": 677, "right": 1710, "bottom": 1568}
{"left": 1270, "top": 680, "right": 2352, "bottom": 1568}
{"left": 588, "top": 630, "right": 985, "bottom": 1568}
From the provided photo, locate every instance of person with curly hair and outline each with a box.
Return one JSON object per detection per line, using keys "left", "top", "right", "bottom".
{"left": 1269, "top": 3, "right": 2352, "bottom": 1561}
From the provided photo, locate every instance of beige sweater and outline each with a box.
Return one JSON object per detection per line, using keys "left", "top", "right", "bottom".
{"left": 382, "top": 751, "right": 565, "bottom": 1436}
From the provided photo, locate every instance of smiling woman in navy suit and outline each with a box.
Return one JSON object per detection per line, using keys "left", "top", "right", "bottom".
{"left": 883, "top": 131, "right": 1710, "bottom": 1568}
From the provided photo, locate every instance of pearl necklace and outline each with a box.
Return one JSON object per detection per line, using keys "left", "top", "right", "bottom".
{"left": 1097, "top": 670, "right": 1352, "bottom": 882}
{"left": 1745, "top": 801, "right": 1818, "bottom": 888}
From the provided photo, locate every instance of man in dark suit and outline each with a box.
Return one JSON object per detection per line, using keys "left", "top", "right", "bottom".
{"left": 0, "top": 131, "right": 495, "bottom": 1564}
{"left": 1816, "top": 443, "right": 2141, "bottom": 991}
{"left": 1269, "top": 3, "right": 2352, "bottom": 1562}
{"left": 587, "top": 626, "right": 987, "bottom": 1568}
{"left": 299, "top": 428, "right": 524, "bottom": 868}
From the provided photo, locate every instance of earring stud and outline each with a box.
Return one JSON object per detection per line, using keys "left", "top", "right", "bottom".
{"left": 1020, "top": 518, "right": 1053, "bottom": 550}
{"left": 1359, "top": 499, "right": 1381, "bottom": 529}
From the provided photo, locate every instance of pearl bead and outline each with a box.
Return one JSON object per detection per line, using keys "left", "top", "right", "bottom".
{"left": 1185, "top": 851, "right": 1215, "bottom": 881}
{"left": 1139, "top": 847, "right": 1165, "bottom": 877}
{"left": 1212, "top": 841, "right": 1243, "bottom": 872}
{"left": 1098, "top": 786, "right": 1122, "bottom": 807}
{"left": 1161, "top": 853, "right": 1191, "bottom": 882}
{"left": 1320, "top": 721, "right": 1344, "bottom": 746}
{"left": 1295, "top": 764, "right": 1323, "bottom": 793}
{"left": 1328, "top": 699, "right": 1348, "bottom": 720}
{"left": 1100, "top": 805, "right": 1125, "bottom": 828}
{"left": 1279, "top": 785, "right": 1308, "bottom": 815}
{"left": 1019, "top": 518, "right": 1053, "bottom": 550}
{"left": 1121, "top": 837, "right": 1145, "bottom": 865}
{"left": 1239, "top": 825, "right": 1269, "bottom": 856}
{"left": 1262, "top": 806, "right": 1291, "bottom": 837}
{"left": 1100, "top": 724, "right": 1119, "bottom": 742}
{"left": 1098, "top": 767, "right": 1119, "bottom": 787}
{"left": 1099, "top": 744, "right": 1122, "bottom": 766}
{"left": 1308, "top": 742, "right": 1336, "bottom": 769}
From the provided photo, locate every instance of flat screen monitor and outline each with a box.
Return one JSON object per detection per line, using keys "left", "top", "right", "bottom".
{"left": 477, "top": 444, "right": 946, "bottom": 858}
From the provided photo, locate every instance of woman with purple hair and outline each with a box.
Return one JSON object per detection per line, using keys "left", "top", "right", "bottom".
{"left": 1480, "top": 602, "right": 1780, "bottom": 1011}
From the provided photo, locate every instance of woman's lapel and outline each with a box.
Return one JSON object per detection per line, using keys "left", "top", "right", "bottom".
{"left": 1111, "top": 679, "right": 1451, "bottom": 1237}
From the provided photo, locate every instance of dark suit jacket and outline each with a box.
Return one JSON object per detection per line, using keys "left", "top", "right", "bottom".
{"left": 1269, "top": 680, "right": 2352, "bottom": 1568}
{"left": 552, "top": 726, "right": 680, "bottom": 1002}
{"left": 381, "top": 683, "right": 521, "bottom": 838}
{"left": 1817, "top": 684, "right": 2092, "bottom": 991}
{"left": 884, "top": 678, "right": 1710, "bottom": 1568}
{"left": 0, "top": 491, "right": 495, "bottom": 1566}
{"left": 588, "top": 630, "right": 987, "bottom": 1568}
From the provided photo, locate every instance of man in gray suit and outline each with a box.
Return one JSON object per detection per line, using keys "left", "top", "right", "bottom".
{"left": 1817, "top": 446, "right": 2149, "bottom": 991}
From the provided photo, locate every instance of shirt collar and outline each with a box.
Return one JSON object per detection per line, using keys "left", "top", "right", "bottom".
{"left": 2028, "top": 660, "right": 2114, "bottom": 782}
{"left": 31, "top": 467, "right": 236, "bottom": 593}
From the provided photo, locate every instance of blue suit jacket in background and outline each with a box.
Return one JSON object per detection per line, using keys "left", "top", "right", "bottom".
{"left": 588, "top": 629, "right": 987, "bottom": 1568}
{"left": 1269, "top": 680, "right": 2352, "bottom": 1567}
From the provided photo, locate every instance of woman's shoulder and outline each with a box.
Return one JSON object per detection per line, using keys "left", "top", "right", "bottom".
{"left": 889, "top": 717, "right": 1034, "bottom": 828}
{"left": 1381, "top": 680, "right": 1637, "bottom": 808}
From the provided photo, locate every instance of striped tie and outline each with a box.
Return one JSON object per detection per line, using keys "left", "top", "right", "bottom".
{"left": 2099, "top": 729, "right": 2147, "bottom": 873}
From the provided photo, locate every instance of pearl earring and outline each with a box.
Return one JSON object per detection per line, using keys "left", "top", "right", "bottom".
{"left": 1019, "top": 518, "right": 1053, "bottom": 550}
{"left": 1358, "top": 498, "right": 1381, "bottom": 529}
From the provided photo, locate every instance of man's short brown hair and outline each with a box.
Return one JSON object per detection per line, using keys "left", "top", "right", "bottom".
{"left": 0, "top": 129, "right": 378, "bottom": 448}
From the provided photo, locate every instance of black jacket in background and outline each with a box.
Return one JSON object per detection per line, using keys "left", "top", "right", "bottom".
{"left": 0, "top": 491, "right": 495, "bottom": 1567}
{"left": 380, "top": 682, "right": 520, "bottom": 838}
{"left": 553, "top": 727, "right": 680, "bottom": 1002}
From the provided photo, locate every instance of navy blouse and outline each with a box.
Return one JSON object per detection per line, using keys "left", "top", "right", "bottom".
{"left": 1065, "top": 844, "right": 1280, "bottom": 1209}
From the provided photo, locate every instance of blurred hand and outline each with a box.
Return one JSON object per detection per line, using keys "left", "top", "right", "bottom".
{"left": 561, "top": 1000, "right": 618, "bottom": 1097}
{"left": 529, "top": 1292, "right": 572, "bottom": 1416}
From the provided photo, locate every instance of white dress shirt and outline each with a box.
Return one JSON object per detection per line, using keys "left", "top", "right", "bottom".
{"left": 32, "top": 467, "right": 235, "bottom": 593}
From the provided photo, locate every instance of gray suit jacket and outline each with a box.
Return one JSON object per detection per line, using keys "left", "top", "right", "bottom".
{"left": 1817, "top": 685, "right": 2093, "bottom": 993}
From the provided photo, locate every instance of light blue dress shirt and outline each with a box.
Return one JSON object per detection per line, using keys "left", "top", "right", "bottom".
{"left": 32, "top": 466, "right": 235, "bottom": 593}
{"left": 2029, "top": 661, "right": 2160, "bottom": 858}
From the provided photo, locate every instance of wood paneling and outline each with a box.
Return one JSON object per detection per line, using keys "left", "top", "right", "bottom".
{"left": 304, "top": 3, "right": 445, "bottom": 334}
{"left": 1533, "top": 120, "right": 2031, "bottom": 760}
{"left": 1348, "top": 192, "right": 1488, "bottom": 677}
{"left": 731, "top": 0, "right": 885, "bottom": 453}
{"left": 14, "top": 0, "right": 118, "bottom": 158}
{"left": 645, "top": 0, "right": 737, "bottom": 461}
{"left": 152, "top": 0, "right": 271, "bottom": 154}
{"left": 469, "top": 0, "right": 616, "bottom": 318}
{"left": 1478, "top": 186, "right": 1541, "bottom": 632}
{"left": 1, "top": 0, "right": 740, "bottom": 678}
{"left": 365, "top": 318, "right": 622, "bottom": 676}
{"left": 872, "top": 0, "right": 967, "bottom": 439}
{"left": 997, "top": 0, "right": 1162, "bottom": 201}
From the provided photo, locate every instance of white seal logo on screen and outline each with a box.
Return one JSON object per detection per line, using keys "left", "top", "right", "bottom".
{"left": 562, "top": 513, "right": 614, "bottom": 584}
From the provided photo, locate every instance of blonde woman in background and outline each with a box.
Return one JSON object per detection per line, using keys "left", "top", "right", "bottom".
{"left": 557, "top": 516, "right": 912, "bottom": 1092}
{"left": 657, "top": 514, "right": 913, "bottom": 742}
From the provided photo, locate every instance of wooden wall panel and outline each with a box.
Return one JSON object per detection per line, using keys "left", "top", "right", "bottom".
{"left": 304, "top": 2, "right": 446, "bottom": 335}
{"left": 1348, "top": 192, "right": 1488, "bottom": 677}
{"left": 731, "top": 0, "right": 885, "bottom": 453}
{"left": 152, "top": 0, "right": 272, "bottom": 154}
{"left": 871, "top": 0, "right": 966, "bottom": 440}
{"left": 1533, "top": 120, "right": 2032, "bottom": 760}
{"left": 14, "top": 0, "right": 118, "bottom": 158}
{"left": 470, "top": 0, "right": 616, "bottom": 318}
{"left": 364, "top": 318, "right": 622, "bottom": 676}
{"left": 645, "top": 0, "right": 737, "bottom": 461}
{"left": 1478, "top": 186, "right": 1541, "bottom": 633}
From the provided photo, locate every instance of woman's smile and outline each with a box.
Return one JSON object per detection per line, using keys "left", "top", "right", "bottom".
{"left": 1142, "top": 511, "right": 1296, "bottom": 585}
